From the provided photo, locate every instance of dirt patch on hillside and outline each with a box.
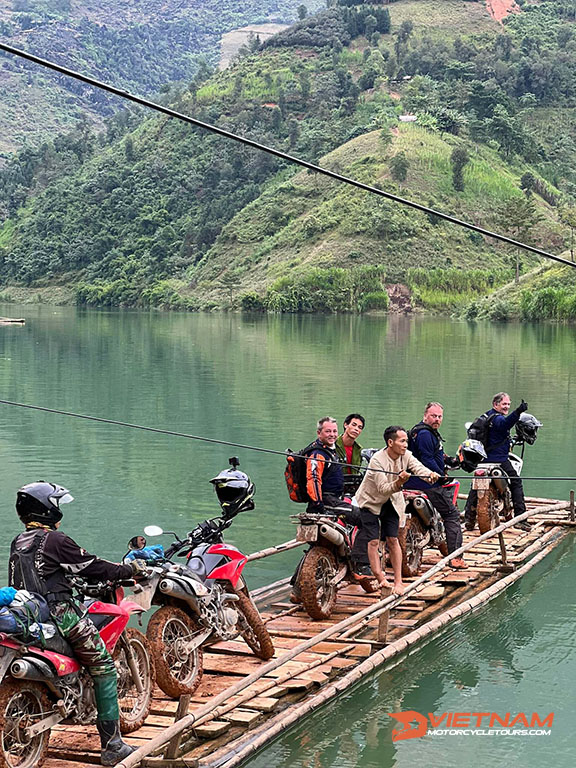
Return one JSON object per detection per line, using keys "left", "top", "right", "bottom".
{"left": 486, "top": 0, "right": 520, "bottom": 24}
{"left": 386, "top": 283, "right": 412, "bottom": 314}
{"left": 219, "top": 24, "right": 288, "bottom": 70}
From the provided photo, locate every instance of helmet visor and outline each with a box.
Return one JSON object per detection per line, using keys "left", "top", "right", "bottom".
{"left": 50, "top": 492, "right": 74, "bottom": 507}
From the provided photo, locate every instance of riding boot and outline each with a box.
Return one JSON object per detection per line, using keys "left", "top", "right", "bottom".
{"left": 97, "top": 720, "right": 136, "bottom": 766}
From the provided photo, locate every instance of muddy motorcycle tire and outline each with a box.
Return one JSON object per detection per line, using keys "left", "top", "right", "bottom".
{"left": 114, "top": 627, "right": 155, "bottom": 733}
{"left": 300, "top": 546, "right": 338, "bottom": 620}
{"left": 147, "top": 606, "right": 204, "bottom": 699}
{"left": 477, "top": 487, "right": 500, "bottom": 535}
{"left": 235, "top": 590, "right": 275, "bottom": 660}
{"left": 0, "top": 680, "right": 50, "bottom": 768}
{"left": 398, "top": 516, "right": 426, "bottom": 577}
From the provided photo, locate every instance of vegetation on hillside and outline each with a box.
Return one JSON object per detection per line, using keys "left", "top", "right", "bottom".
{"left": 1, "top": 0, "right": 576, "bottom": 319}
{"left": 0, "top": 0, "right": 323, "bottom": 156}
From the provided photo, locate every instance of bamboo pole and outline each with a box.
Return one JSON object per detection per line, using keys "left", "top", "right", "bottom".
{"left": 198, "top": 537, "right": 562, "bottom": 768}
{"left": 116, "top": 500, "right": 569, "bottom": 768}
{"left": 247, "top": 539, "right": 303, "bottom": 561}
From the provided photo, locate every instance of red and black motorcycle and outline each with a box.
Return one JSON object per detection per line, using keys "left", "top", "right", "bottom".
{"left": 129, "top": 460, "right": 274, "bottom": 698}
{"left": 0, "top": 579, "right": 154, "bottom": 768}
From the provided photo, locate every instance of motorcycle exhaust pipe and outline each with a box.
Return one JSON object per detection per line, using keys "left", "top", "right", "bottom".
{"left": 489, "top": 467, "right": 508, "bottom": 494}
{"left": 319, "top": 524, "right": 345, "bottom": 548}
{"left": 159, "top": 578, "right": 200, "bottom": 612}
{"left": 412, "top": 496, "right": 433, "bottom": 526}
{"left": 10, "top": 658, "right": 55, "bottom": 682}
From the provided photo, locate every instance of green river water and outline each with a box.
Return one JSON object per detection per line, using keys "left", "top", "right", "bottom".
{"left": 0, "top": 305, "right": 574, "bottom": 767}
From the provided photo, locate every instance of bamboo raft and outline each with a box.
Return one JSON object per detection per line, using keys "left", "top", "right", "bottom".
{"left": 41, "top": 495, "right": 574, "bottom": 768}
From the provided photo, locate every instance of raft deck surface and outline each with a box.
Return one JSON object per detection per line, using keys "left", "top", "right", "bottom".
{"left": 44, "top": 497, "right": 573, "bottom": 767}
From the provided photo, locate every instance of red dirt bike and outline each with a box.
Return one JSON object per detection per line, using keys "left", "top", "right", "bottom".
{"left": 129, "top": 515, "right": 274, "bottom": 699}
{"left": 0, "top": 578, "right": 154, "bottom": 768}
{"left": 397, "top": 482, "right": 456, "bottom": 577}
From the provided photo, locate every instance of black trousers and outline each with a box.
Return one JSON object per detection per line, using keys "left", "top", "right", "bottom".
{"left": 465, "top": 458, "right": 526, "bottom": 523}
{"left": 425, "top": 486, "right": 462, "bottom": 555}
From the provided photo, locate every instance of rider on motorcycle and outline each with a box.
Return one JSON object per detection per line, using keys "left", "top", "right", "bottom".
{"left": 8, "top": 482, "right": 145, "bottom": 766}
{"left": 406, "top": 402, "right": 467, "bottom": 570}
{"left": 464, "top": 394, "right": 530, "bottom": 531}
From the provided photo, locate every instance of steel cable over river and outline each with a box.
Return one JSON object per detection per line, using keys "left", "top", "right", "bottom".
{"left": 1, "top": 41, "right": 575, "bottom": 272}
{"left": 0, "top": 398, "right": 573, "bottom": 483}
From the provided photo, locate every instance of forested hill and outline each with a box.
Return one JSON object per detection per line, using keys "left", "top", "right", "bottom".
{"left": 1, "top": 0, "right": 576, "bottom": 319}
{"left": 0, "top": 0, "right": 322, "bottom": 157}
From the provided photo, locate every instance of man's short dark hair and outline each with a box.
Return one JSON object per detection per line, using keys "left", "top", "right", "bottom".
{"left": 383, "top": 426, "right": 406, "bottom": 445}
{"left": 343, "top": 413, "right": 365, "bottom": 428}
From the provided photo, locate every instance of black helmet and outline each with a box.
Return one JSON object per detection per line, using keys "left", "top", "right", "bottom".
{"left": 210, "top": 469, "right": 255, "bottom": 518}
{"left": 16, "top": 482, "right": 74, "bottom": 527}
{"left": 457, "top": 439, "right": 487, "bottom": 473}
{"left": 515, "top": 413, "right": 542, "bottom": 445}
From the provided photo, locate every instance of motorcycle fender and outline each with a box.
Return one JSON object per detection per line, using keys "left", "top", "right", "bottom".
{"left": 0, "top": 646, "right": 16, "bottom": 683}
{"left": 126, "top": 586, "right": 156, "bottom": 612}
{"left": 119, "top": 598, "right": 146, "bottom": 616}
{"left": 472, "top": 477, "right": 491, "bottom": 491}
{"left": 296, "top": 524, "right": 318, "bottom": 543}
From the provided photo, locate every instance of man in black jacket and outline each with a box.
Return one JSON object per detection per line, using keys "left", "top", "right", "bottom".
{"left": 406, "top": 402, "right": 467, "bottom": 569}
{"left": 9, "top": 481, "right": 145, "bottom": 766}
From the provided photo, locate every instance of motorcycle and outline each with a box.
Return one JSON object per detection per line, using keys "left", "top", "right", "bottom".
{"left": 397, "top": 483, "right": 455, "bottom": 577}
{"left": 0, "top": 578, "right": 154, "bottom": 768}
{"left": 460, "top": 413, "right": 542, "bottom": 534}
{"left": 292, "top": 499, "right": 377, "bottom": 621}
{"left": 128, "top": 468, "right": 274, "bottom": 698}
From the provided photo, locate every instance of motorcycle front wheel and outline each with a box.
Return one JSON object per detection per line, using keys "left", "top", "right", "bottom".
{"left": 300, "top": 546, "right": 338, "bottom": 620}
{"left": 235, "top": 590, "right": 275, "bottom": 660}
{"left": 0, "top": 680, "right": 50, "bottom": 768}
{"left": 146, "top": 605, "right": 204, "bottom": 698}
{"left": 114, "top": 627, "right": 154, "bottom": 733}
{"left": 477, "top": 487, "right": 500, "bottom": 534}
{"left": 398, "top": 516, "right": 426, "bottom": 577}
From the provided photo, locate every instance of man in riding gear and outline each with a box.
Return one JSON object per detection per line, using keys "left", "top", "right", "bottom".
{"left": 8, "top": 481, "right": 144, "bottom": 766}
{"left": 464, "top": 393, "right": 530, "bottom": 531}
{"left": 406, "top": 402, "right": 467, "bottom": 569}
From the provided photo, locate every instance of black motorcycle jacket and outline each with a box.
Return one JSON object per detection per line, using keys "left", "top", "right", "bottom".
{"left": 9, "top": 528, "right": 133, "bottom": 602}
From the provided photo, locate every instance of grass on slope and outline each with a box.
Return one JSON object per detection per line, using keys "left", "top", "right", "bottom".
{"left": 192, "top": 122, "right": 560, "bottom": 307}
{"left": 387, "top": 0, "right": 496, "bottom": 35}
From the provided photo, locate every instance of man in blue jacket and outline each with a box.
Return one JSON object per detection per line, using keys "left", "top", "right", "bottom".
{"left": 464, "top": 392, "right": 529, "bottom": 530}
{"left": 406, "top": 402, "right": 466, "bottom": 569}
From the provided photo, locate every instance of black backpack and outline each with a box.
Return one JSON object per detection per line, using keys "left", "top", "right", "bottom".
{"left": 466, "top": 411, "right": 497, "bottom": 449}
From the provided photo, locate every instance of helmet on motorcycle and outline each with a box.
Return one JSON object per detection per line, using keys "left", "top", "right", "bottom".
{"left": 16, "top": 482, "right": 74, "bottom": 527}
{"left": 457, "top": 439, "right": 487, "bottom": 473}
{"left": 515, "top": 413, "right": 542, "bottom": 445}
{"left": 210, "top": 469, "right": 255, "bottom": 518}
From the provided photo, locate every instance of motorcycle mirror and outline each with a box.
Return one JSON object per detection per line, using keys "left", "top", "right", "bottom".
{"left": 144, "top": 525, "right": 164, "bottom": 537}
{"left": 127, "top": 535, "right": 147, "bottom": 551}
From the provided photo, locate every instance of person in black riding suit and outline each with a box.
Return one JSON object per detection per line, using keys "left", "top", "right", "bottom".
{"left": 8, "top": 481, "right": 146, "bottom": 766}
{"left": 406, "top": 402, "right": 467, "bottom": 569}
{"left": 464, "top": 393, "right": 530, "bottom": 531}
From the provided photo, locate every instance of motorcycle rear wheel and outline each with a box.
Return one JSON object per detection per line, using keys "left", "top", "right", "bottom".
{"left": 0, "top": 680, "right": 50, "bottom": 768}
{"left": 146, "top": 606, "right": 204, "bottom": 699}
{"left": 235, "top": 590, "right": 275, "bottom": 660}
{"left": 477, "top": 488, "right": 500, "bottom": 534}
{"left": 300, "top": 546, "right": 338, "bottom": 620}
{"left": 114, "top": 627, "right": 154, "bottom": 733}
{"left": 398, "top": 516, "right": 425, "bottom": 577}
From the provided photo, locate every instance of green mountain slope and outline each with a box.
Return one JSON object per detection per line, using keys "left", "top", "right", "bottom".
{"left": 1, "top": 0, "right": 576, "bottom": 315}
{"left": 0, "top": 0, "right": 322, "bottom": 158}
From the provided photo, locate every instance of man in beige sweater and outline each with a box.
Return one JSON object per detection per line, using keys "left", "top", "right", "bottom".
{"left": 355, "top": 425, "right": 439, "bottom": 595}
